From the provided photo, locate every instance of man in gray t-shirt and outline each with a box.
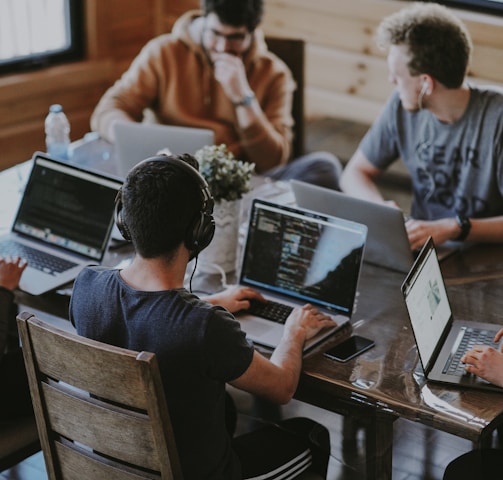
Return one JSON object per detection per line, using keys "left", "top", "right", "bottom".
{"left": 340, "top": 3, "right": 503, "bottom": 251}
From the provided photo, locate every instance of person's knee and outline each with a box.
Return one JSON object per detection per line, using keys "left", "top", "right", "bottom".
{"left": 265, "top": 151, "right": 343, "bottom": 190}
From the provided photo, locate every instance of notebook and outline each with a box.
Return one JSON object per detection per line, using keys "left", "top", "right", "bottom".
{"left": 113, "top": 122, "right": 215, "bottom": 178}
{"left": 291, "top": 180, "right": 413, "bottom": 273}
{"left": 401, "top": 237, "right": 503, "bottom": 392}
{"left": 0, "top": 152, "right": 122, "bottom": 295}
{"left": 235, "top": 199, "right": 367, "bottom": 351}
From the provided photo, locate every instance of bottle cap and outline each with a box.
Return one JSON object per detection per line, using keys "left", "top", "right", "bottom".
{"left": 49, "top": 104, "right": 63, "bottom": 113}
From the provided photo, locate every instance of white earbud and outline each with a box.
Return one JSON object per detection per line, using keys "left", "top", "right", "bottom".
{"left": 418, "top": 81, "right": 429, "bottom": 109}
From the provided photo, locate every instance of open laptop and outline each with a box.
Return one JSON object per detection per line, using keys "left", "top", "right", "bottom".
{"left": 0, "top": 152, "right": 122, "bottom": 295}
{"left": 113, "top": 122, "right": 214, "bottom": 178}
{"left": 401, "top": 237, "right": 503, "bottom": 392}
{"left": 235, "top": 199, "right": 367, "bottom": 351}
{"left": 291, "top": 180, "right": 413, "bottom": 273}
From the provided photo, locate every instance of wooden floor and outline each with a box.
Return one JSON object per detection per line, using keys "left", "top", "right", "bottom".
{"left": 1, "top": 117, "right": 494, "bottom": 479}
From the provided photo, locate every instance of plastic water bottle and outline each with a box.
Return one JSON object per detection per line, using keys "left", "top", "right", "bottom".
{"left": 45, "top": 104, "right": 70, "bottom": 160}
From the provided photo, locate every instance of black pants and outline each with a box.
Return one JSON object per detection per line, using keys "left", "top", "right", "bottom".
{"left": 226, "top": 393, "right": 330, "bottom": 479}
{"left": 443, "top": 448, "right": 503, "bottom": 479}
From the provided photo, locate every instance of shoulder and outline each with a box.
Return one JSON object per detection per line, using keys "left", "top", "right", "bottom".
{"left": 73, "top": 266, "right": 118, "bottom": 292}
{"left": 470, "top": 85, "right": 503, "bottom": 108}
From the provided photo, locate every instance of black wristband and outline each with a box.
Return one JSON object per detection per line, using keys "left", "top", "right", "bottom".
{"left": 455, "top": 214, "right": 471, "bottom": 241}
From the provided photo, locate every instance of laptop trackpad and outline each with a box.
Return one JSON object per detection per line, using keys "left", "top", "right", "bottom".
{"left": 237, "top": 315, "right": 282, "bottom": 340}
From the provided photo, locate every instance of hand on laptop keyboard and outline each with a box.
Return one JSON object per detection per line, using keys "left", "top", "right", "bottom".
{"left": 202, "top": 285, "right": 267, "bottom": 314}
{"left": 460, "top": 328, "right": 503, "bottom": 387}
{"left": 284, "top": 304, "right": 337, "bottom": 342}
{"left": 0, "top": 255, "right": 28, "bottom": 290}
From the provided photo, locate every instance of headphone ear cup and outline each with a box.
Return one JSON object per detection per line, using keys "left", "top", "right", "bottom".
{"left": 185, "top": 211, "right": 215, "bottom": 256}
{"left": 114, "top": 189, "right": 132, "bottom": 242}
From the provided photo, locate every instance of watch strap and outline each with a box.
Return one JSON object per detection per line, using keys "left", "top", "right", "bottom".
{"left": 455, "top": 214, "right": 471, "bottom": 241}
{"left": 233, "top": 92, "right": 255, "bottom": 107}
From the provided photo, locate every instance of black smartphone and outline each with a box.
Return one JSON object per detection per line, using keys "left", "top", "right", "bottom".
{"left": 323, "top": 335, "right": 375, "bottom": 363}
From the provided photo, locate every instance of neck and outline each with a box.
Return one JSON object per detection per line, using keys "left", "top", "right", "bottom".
{"left": 120, "top": 248, "right": 189, "bottom": 291}
{"left": 428, "top": 84, "right": 471, "bottom": 124}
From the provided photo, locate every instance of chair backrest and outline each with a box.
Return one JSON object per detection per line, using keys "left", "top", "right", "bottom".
{"left": 17, "top": 311, "right": 183, "bottom": 480}
{"left": 266, "top": 36, "right": 305, "bottom": 160}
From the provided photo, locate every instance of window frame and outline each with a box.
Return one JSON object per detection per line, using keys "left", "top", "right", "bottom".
{"left": 435, "top": 0, "right": 503, "bottom": 16}
{"left": 0, "top": 0, "right": 85, "bottom": 76}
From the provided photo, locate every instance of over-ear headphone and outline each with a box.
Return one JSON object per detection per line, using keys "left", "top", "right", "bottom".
{"left": 114, "top": 155, "right": 215, "bottom": 257}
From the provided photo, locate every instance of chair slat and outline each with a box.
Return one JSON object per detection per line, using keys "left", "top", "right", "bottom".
{"left": 17, "top": 311, "right": 183, "bottom": 480}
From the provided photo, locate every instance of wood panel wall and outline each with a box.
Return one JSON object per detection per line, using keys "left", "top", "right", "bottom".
{"left": 262, "top": 0, "right": 503, "bottom": 124}
{"left": 0, "top": 0, "right": 501, "bottom": 170}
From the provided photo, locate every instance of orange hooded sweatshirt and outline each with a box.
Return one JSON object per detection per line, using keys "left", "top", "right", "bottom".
{"left": 91, "top": 10, "right": 295, "bottom": 172}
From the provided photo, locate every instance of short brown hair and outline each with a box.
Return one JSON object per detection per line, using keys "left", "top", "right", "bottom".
{"left": 376, "top": 2, "right": 472, "bottom": 88}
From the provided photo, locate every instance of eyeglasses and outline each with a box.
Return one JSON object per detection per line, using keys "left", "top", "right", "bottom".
{"left": 203, "top": 27, "right": 250, "bottom": 49}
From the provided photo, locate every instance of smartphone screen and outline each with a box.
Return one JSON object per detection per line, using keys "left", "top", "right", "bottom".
{"left": 323, "top": 335, "right": 375, "bottom": 363}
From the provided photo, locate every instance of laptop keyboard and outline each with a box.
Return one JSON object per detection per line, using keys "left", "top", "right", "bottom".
{"left": 247, "top": 299, "right": 293, "bottom": 324}
{"left": 443, "top": 327, "right": 499, "bottom": 375}
{"left": 0, "top": 240, "right": 77, "bottom": 276}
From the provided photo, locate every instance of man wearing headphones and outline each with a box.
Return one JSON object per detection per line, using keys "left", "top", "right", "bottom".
{"left": 340, "top": 3, "right": 503, "bottom": 252}
{"left": 69, "top": 154, "right": 333, "bottom": 479}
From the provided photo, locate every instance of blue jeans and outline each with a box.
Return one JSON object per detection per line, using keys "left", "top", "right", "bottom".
{"left": 264, "top": 151, "right": 343, "bottom": 191}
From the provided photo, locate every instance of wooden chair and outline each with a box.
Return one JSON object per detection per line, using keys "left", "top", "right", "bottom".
{"left": 17, "top": 311, "right": 183, "bottom": 480}
{"left": 266, "top": 36, "right": 306, "bottom": 160}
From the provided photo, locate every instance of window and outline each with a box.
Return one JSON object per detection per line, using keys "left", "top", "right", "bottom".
{"left": 0, "top": 0, "right": 84, "bottom": 75}
{"left": 434, "top": 0, "right": 503, "bottom": 15}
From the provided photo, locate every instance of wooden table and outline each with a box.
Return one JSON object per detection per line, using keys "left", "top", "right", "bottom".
{"left": 294, "top": 245, "right": 503, "bottom": 479}
{"left": 5, "top": 147, "right": 503, "bottom": 480}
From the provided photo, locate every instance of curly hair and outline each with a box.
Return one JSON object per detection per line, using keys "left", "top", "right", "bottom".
{"left": 376, "top": 2, "right": 472, "bottom": 88}
{"left": 201, "top": 0, "right": 264, "bottom": 31}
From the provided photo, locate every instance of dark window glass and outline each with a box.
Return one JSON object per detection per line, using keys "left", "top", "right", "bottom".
{"left": 430, "top": 0, "right": 503, "bottom": 15}
{"left": 0, "top": 0, "right": 84, "bottom": 75}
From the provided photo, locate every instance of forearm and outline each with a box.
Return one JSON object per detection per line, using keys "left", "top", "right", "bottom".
{"left": 268, "top": 326, "right": 306, "bottom": 400}
{"left": 465, "top": 216, "right": 503, "bottom": 243}
{"left": 340, "top": 151, "right": 386, "bottom": 203}
{"left": 231, "top": 327, "right": 306, "bottom": 405}
{"left": 236, "top": 104, "right": 292, "bottom": 172}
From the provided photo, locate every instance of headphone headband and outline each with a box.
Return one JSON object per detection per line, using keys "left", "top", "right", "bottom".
{"left": 114, "top": 155, "right": 215, "bottom": 256}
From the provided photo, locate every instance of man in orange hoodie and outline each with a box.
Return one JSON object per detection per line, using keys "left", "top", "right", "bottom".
{"left": 91, "top": 0, "right": 342, "bottom": 189}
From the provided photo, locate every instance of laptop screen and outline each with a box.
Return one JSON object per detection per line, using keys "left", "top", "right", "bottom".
{"left": 13, "top": 155, "right": 121, "bottom": 260}
{"left": 239, "top": 200, "right": 367, "bottom": 315}
{"left": 402, "top": 238, "right": 452, "bottom": 370}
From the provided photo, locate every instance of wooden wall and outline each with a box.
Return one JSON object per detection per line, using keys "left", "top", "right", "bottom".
{"left": 0, "top": 0, "right": 502, "bottom": 170}
{"left": 262, "top": 0, "right": 503, "bottom": 124}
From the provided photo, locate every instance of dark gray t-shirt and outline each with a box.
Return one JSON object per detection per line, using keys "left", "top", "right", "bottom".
{"left": 70, "top": 266, "right": 255, "bottom": 479}
{"left": 359, "top": 88, "right": 503, "bottom": 220}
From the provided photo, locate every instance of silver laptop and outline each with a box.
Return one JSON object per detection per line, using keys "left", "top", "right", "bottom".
{"left": 113, "top": 122, "right": 214, "bottom": 178}
{"left": 0, "top": 152, "right": 122, "bottom": 295}
{"left": 291, "top": 180, "right": 413, "bottom": 273}
{"left": 235, "top": 199, "right": 367, "bottom": 351}
{"left": 401, "top": 237, "right": 503, "bottom": 392}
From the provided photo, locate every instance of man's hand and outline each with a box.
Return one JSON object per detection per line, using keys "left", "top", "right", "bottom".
{"left": 203, "top": 285, "right": 266, "bottom": 313}
{"left": 0, "top": 256, "right": 28, "bottom": 291}
{"left": 285, "top": 303, "right": 336, "bottom": 342}
{"left": 405, "top": 217, "right": 460, "bottom": 251}
{"left": 212, "top": 53, "right": 252, "bottom": 105}
{"left": 461, "top": 340, "right": 503, "bottom": 388}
